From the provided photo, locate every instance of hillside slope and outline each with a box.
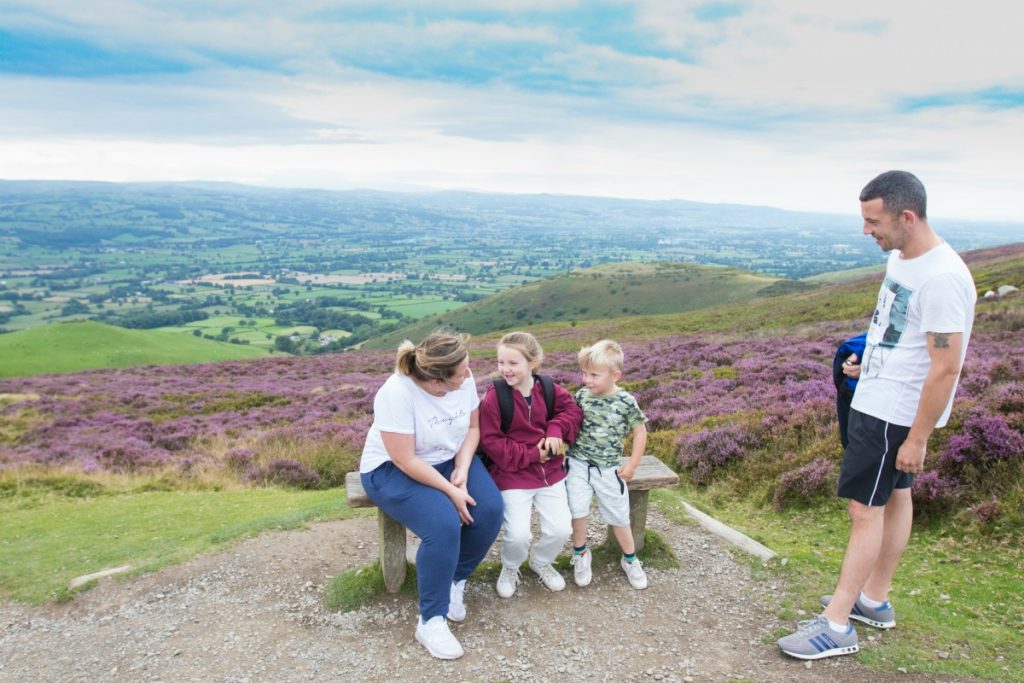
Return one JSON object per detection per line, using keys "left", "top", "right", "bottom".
{"left": 365, "top": 261, "right": 809, "bottom": 348}
{"left": 0, "top": 320, "right": 268, "bottom": 378}
{"left": 513, "top": 242, "right": 1024, "bottom": 352}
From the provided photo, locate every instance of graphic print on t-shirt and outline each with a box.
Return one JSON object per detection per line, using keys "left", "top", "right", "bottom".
{"left": 863, "top": 276, "right": 913, "bottom": 378}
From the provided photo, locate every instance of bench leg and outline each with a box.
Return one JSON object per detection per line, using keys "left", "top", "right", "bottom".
{"left": 378, "top": 510, "right": 407, "bottom": 593}
{"left": 606, "top": 489, "right": 649, "bottom": 553}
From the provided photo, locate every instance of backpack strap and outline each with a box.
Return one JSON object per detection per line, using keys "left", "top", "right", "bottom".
{"left": 536, "top": 374, "right": 556, "bottom": 422}
{"left": 491, "top": 378, "right": 516, "bottom": 433}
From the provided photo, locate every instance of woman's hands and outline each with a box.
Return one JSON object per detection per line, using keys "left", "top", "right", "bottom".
{"left": 447, "top": 486, "right": 477, "bottom": 525}
{"left": 382, "top": 430, "right": 477, "bottom": 524}
{"left": 450, "top": 463, "right": 469, "bottom": 489}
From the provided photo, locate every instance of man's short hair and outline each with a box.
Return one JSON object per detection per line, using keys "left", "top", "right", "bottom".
{"left": 578, "top": 339, "right": 624, "bottom": 372}
{"left": 859, "top": 170, "right": 927, "bottom": 219}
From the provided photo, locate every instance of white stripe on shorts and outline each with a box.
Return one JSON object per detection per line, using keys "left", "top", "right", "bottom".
{"left": 866, "top": 421, "right": 891, "bottom": 506}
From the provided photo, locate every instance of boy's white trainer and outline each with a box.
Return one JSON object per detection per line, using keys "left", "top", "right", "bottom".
{"left": 571, "top": 549, "right": 593, "bottom": 587}
{"left": 620, "top": 557, "right": 648, "bottom": 589}
{"left": 415, "top": 615, "right": 464, "bottom": 660}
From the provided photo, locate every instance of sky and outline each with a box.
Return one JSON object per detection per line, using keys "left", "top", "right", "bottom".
{"left": 1, "top": 1, "right": 1023, "bottom": 221}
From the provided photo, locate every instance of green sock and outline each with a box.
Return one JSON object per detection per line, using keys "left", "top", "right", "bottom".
{"left": 573, "top": 544, "right": 587, "bottom": 555}
{"left": 623, "top": 552, "right": 637, "bottom": 563}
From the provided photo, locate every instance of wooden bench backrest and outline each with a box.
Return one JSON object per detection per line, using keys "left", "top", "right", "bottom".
{"left": 345, "top": 455, "right": 677, "bottom": 508}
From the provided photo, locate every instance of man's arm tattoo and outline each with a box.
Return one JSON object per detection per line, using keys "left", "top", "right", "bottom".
{"left": 932, "top": 333, "right": 951, "bottom": 349}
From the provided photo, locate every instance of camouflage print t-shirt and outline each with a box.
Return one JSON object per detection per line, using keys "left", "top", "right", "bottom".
{"left": 567, "top": 387, "right": 647, "bottom": 468}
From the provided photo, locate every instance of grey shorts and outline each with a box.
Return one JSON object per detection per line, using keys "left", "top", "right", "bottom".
{"left": 565, "top": 457, "right": 631, "bottom": 527}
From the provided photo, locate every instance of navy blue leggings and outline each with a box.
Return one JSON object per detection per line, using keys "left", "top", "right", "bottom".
{"left": 361, "top": 456, "right": 503, "bottom": 620}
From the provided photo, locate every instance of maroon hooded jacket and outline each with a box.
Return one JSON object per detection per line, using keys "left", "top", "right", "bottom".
{"left": 479, "top": 377, "right": 583, "bottom": 491}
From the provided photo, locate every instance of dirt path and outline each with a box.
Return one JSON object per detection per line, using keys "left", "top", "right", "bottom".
{"left": 0, "top": 509, "right": 964, "bottom": 682}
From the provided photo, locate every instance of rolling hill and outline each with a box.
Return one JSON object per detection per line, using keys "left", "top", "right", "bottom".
{"left": 0, "top": 320, "right": 269, "bottom": 378}
{"left": 364, "top": 261, "right": 814, "bottom": 349}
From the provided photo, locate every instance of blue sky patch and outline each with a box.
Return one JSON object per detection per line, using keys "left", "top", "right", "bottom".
{"left": 0, "top": 29, "right": 192, "bottom": 77}
{"left": 901, "top": 87, "right": 1024, "bottom": 111}
{"left": 693, "top": 3, "right": 745, "bottom": 22}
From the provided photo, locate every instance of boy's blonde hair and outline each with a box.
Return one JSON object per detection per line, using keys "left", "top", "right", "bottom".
{"left": 395, "top": 329, "right": 470, "bottom": 383}
{"left": 578, "top": 339, "right": 624, "bottom": 372}
{"left": 498, "top": 331, "right": 544, "bottom": 367}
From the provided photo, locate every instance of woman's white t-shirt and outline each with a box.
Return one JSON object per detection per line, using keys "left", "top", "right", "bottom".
{"left": 359, "top": 372, "right": 480, "bottom": 473}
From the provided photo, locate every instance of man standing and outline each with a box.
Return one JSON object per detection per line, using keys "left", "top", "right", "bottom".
{"left": 778, "top": 170, "right": 976, "bottom": 660}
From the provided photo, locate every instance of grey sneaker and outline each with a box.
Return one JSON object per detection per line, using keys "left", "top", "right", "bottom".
{"left": 820, "top": 594, "right": 896, "bottom": 629}
{"left": 529, "top": 561, "right": 566, "bottom": 591}
{"left": 447, "top": 579, "right": 466, "bottom": 622}
{"left": 571, "top": 549, "right": 592, "bottom": 587}
{"left": 778, "top": 616, "right": 859, "bottom": 660}
{"left": 495, "top": 566, "right": 520, "bottom": 598}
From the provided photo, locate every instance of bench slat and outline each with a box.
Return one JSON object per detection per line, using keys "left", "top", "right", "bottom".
{"left": 345, "top": 471, "right": 372, "bottom": 508}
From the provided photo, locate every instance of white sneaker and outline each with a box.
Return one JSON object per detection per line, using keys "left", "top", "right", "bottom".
{"left": 415, "top": 615, "right": 464, "bottom": 660}
{"left": 447, "top": 579, "right": 466, "bottom": 622}
{"left": 571, "top": 549, "right": 592, "bottom": 587}
{"left": 496, "top": 566, "right": 520, "bottom": 598}
{"left": 620, "top": 557, "right": 648, "bottom": 589}
{"left": 529, "top": 561, "right": 566, "bottom": 592}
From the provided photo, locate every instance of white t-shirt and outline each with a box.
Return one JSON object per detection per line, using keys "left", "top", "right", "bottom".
{"left": 852, "top": 241, "right": 975, "bottom": 428}
{"left": 359, "top": 372, "right": 480, "bottom": 473}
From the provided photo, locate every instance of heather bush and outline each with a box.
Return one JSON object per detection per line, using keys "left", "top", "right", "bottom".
{"left": 676, "top": 423, "right": 754, "bottom": 485}
{"left": 937, "top": 408, "right": 1024, "bottom": 479}
{"left": 224, "top": 448, "right": 254, "bottom": 472}
{"left": 772, "top": 456, "right": 837, "bottom": 511}
{"left": 970, "top": 496, "right": 1001, "bottom": 525}
{"left": 911, "top": 470, "right": 958, "bottom": 519}
{"left": 97, "top": 439, "right": 168, "bottom": 472}
{"left": 250, "top": 458, "right": 321, "bottom": 489}
{"left": 991, "top": 381, "right": 1024, "bottom": 415}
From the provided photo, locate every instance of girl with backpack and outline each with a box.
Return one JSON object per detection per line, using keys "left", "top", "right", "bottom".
{"left": 479, "top": 331, "right": 583, "bottom": 597}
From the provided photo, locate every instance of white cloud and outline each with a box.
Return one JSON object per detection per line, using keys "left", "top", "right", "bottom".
{"left": 1, "top": 1, "right": 1022, "bottom": 221}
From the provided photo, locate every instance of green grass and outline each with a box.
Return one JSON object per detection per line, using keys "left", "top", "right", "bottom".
{"left": 653, "top": 487, "right": 1024, "bottom": 682}
{"left": 0, "top": 486, "right": 358, "bottom": 604}
{"left": 0, "top": 320, "right": 268, "bottom": 378}
{"left": 325, "top": 561, "right": 419, "bottom": 612}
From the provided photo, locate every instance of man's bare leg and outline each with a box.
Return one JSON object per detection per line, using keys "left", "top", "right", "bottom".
{"left": 823, "top": 500, "right": 886, "bottom": 625}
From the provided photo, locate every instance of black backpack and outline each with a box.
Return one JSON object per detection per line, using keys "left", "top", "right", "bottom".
{"left": 477, "top": 374, "right": 556, "bottom": 465}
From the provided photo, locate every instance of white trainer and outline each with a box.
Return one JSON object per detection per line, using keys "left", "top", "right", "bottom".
{"left": 620, "top": 557, "right": 648, "bottom": 589}
{"left": 571, "top": 549, "right": 592, "bottom": 587}
{"left": 447, "top": 579, "right": 466, "bottom": 622}
{"left": 496, "top": 566, "right": 521, "bottom": 598}
{"left": 529, "top": 561, "right": 566, "bottom": 592}
{"left": 415, "top": 615, "right": 464, "bottom": 660}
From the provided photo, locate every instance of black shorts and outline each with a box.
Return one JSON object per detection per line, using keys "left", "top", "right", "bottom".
{"left": 837, "top": 409, "right": 913, "bottom": 506}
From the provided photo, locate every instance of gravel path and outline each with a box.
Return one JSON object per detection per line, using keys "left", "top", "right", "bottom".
{"left": 0, "top": 508, "right": 968, "bottom": 682}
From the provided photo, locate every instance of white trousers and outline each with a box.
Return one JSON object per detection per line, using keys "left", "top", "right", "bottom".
{"left": 499, "top": 482, "right": 572, "bottom": 569}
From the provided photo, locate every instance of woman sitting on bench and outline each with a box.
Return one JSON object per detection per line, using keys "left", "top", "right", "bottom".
{"left": 358, "top": 330, "right": 503, "bottom": 660}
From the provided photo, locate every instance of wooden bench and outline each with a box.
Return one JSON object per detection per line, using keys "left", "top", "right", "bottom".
{"left": 345, "top": 455, "right": 679, "bottom": 593}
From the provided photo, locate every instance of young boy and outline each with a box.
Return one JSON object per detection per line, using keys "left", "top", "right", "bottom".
{"left": 566, "top": 339, "right": 649, "bottom": 589}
